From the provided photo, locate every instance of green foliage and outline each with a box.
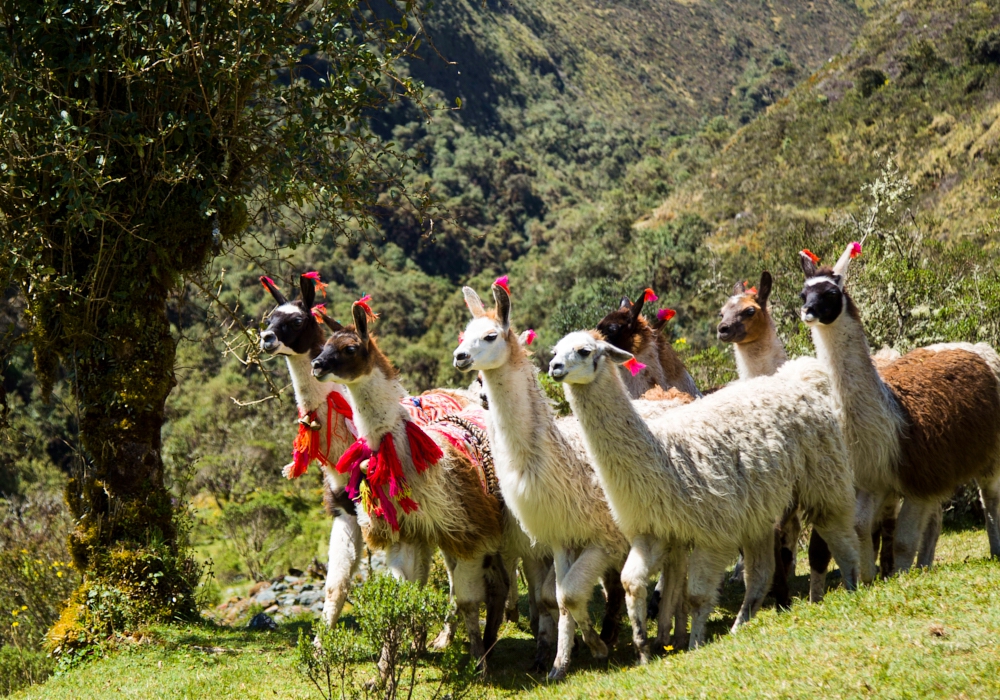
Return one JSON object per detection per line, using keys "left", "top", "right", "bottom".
{"left": 220, "top": 493, "right": 303, "bottom": 583}
{"left": 855, "top": 67, "right": 888, "bottom": 98}
{"left": 296, "top": 573, "right": 472, "bottom": 700}
{"left": 0, "top": 645, "right": 54, "bottom": 696}
{"left": 537, "top": 372, "right": 570, "bottom": 417}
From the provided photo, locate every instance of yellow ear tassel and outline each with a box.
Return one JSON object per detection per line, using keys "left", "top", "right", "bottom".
{"left": 359, "top": 481, "right": 374, "bottom": 515}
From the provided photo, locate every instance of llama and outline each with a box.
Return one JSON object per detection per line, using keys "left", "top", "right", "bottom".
{"left": 453, "top": 280, "right": 640, "bottom": 681}
{"left": 310, "top": 299, "right": 548, "bottom": 666}
{"left": 260, "top": 273, "right": 386, "bottom": 626}
{"left": 549, "top": 331, "right": 861, "bottom": 653}
{"left": 799, "top": 243, "right": 1000, "bottom": 577}
{"left": 596, "top": 289, "right": 701, "bottom": 398}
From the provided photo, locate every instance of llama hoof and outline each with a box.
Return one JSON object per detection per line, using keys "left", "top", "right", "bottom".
{"left": 530, "top": 641, "right": 551, "bottom": 673}
{"left": 430, "top": 627, "right": 452, "bottom": 651}
{"left": 637, "top": 648, "right": 652, "bottom": 665}
{"left": 547, "top": 667, "right": 567, "bottom": 682}
{"left": 599, "top": 621, "right": 620, "bottom": 648}
{"left": 590, "top": 638, "right": 609, "bottom": 660}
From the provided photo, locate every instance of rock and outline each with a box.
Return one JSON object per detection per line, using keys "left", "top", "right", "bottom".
{"left": 306, "top": 557, "right": 327, "bottom": 579}
{"left": 272, "top": 583, "right": 288, "bottom": 592}
{"left": 247, "top": 612, "right": 277, "bottom": 631}
{"left": 254, "top": 588, "right": 277, "bottom": 606}
{"left": 288, "top": 567, "right": 304, "bottom": 577}
{"left": 249, "top": 581, "right": 271, "bottom": 597}
{"left": 297, "top": 589, "right": 323, "bottom": 606}
{"left": 278, "top": 594, "right": 298, "bottom": 607}
{"left": 310, "top": 601, "right": 325, "bottom": 615}
{"left": 264, "top": 605, "right": 279, "bottom": 614}
{"left": 284, "top": 575, "right": 304, "bottom": 585}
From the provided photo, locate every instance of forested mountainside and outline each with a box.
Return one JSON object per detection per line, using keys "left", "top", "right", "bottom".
{"left": 6, "top": 0, "right": 1000, "bottom": 583}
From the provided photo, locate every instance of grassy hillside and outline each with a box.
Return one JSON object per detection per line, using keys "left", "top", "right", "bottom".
{"left": 11, "top": 526, "right": 999, "bottom": 699}
{"left": 647, "top": 0, "right": 1000, "bottom": 243}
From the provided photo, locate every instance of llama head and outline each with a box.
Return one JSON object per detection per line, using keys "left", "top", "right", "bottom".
{"left": 717, "top": 271, "right": 773, "bottom": 344}
{"left": 259, "top": 274, "right": 325, "bottom": 357}
{"left": 311, "top": 302, "right": 396, "bottom": 383}
{"left": 549, "top": 331, "right": 634, "bottom": 385}
{"left": 799, "top": 242, "right": 861, "bottom": 326}
{"left": 453, "top": 282, "right": 516, "bottom": 372}
{"left": 595, "top": 289, "right": 654, "bottom": 353}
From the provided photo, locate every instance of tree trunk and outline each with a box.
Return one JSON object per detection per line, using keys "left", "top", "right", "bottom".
{"left": 51, "top": 290, "right": 197, "bottom": 650}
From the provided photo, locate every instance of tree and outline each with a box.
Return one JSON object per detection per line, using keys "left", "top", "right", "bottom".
{"left": 0, "top": 0, "right": 425, "bottom": 647}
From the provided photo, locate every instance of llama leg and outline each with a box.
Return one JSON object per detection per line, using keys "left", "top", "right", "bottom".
{"left": 854, "top": 490, "right": 883, "bottom": 585}
{"left": 599, "top": 566, "right": 625, "bottom": 648}
{"left": 978, "top": 475, "right": 1000, "bottom": 558}
{"left": 506, "top": 557, "right": 521, "bottom": 624}
{"left": 549, "top": 546, "right": 611, "bottom": 681}
{"left": 482, "top": 554, "right": 510, "bottom": 658}
{"left": 620, "top": 535, "right": 665, "bottom": 664}
{"left": 877, "top": 499, "right": 899, "bottom": 578}
{"left": 915, "top": 503, "right": 943, "bottom": 569}
{"left": 431, "top": 552, "right": 458, "bottom": 650}
{"left": 386, "top": 541, "right": 425, "bottom": 581}
{"left": 807, "top": 529, "right": 831, "bottom": 603}
{"left": 893, "top": 497, "right": 937, "bottom": 574}
{"left": 322, "top": 513, "right": 362, "bottom": 626}
{"left": 733, "top": 533, "right": 774, "bottom": 631}
{"left": 812, "top": 519, "right": 860, "bottom": 593}
{"left": 522, "top": 554, "right": 556, "bottom": 672}
{"left": 656, "top": 541, "right": 689, "bottom": 651}
{"left": 687, "top": 546, "right": 731, "bottom": 649}
{"left": 452, "top": 556, "right": 488, "bottom": 668}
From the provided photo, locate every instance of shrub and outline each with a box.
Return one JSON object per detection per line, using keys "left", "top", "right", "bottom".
{"left": 220, "top": 493, "right": 302, "bottom": 582}
{"left": 296, "top": 573, "right": 473, "bottom": 700}
{"left": 0, "top": 646, "right": 54, "bottom": 696}
{"left": 855, "top": 67, "right": 888, "bottom": 97}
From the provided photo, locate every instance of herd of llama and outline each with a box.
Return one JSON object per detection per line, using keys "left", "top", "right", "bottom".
{"left": 257, "top": 241, "right": 1000, "bottom": 681}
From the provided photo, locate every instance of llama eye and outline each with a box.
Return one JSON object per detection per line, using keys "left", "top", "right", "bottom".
{"left": 345, "top": 346, "right": 357, "bottom": 355}
{"left": 578, "top": 348, "right": 592, "bottom": 358}
{"left": 484, "top": 333, "right": 498, "bottom": 342}
{"left": 607, "top": 324, "right": 619, "bottom": 336}
{"left": 292, "top": 317, "right": 303, "bottom": 328}
{"left": 742, "top": 307, "right": 756, "bottom": 318}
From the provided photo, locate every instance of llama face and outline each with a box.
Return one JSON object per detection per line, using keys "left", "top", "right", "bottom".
{"left": 596, "top": 289, "right": 650, "bottom": 352}
{"left": 312, "top": 305, "right": 395, "bottom": 383}
{"left": 549, "top": 331, "right": 633, "bottom": 385}
{"left": 718, "top": 271, "right": 773, "bottom": 343}
{"left": 453, "top": 316, "right": 511, "bottom": 371}
{"left": 798, "top": 267, "right": 845, "bottom": 326}
{"left": 260, "top": 275, "right": 324, "bottom": 357}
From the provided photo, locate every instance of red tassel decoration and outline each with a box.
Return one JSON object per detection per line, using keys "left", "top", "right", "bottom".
{"left": 354, "top": 294, "right": 378, "bottom": 320}
{"left": 657, "top": 309, "right": 676, "bottom": 322}
{"left": 405, "top": 421, "right": 444, "bottom": 473}
{"left": 494, "top": 275, "right": 510, "bottom": 295}
{"left": 643, "top": 288, "right": 658, "bottom": 302}
{"left": 801, "top": 249, "right": 820, "bottom": 264}
{"left": 302, "top": 271, "right": 328, "bottom": 297}
{"left": 623, "top": 357, "right": 647, "bottom": 376}
{"left": 849, "top": 241, "right": 862, "bottom": 258}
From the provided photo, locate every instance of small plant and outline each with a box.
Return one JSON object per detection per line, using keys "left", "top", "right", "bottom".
{"left": 296, "top": 573, "right": 474, "bottom": 700}
{"left": 220, "top": 492, "right": 302, "bottom": 582}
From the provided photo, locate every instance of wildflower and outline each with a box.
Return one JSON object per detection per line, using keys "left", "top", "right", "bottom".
{"left": 11, "top": 610, "right": 18, "bottom": 616}
{"left": 21, "top": 606, "right": 26, "bottom": 611}
{"left": 57, "top": 571, "right": 64, "bottom": 578}
{"left": 664, "top": 644, "right": 674, "bottom": 652}
{"left": 11, "top": 621, "right": 18, "bottom": 628}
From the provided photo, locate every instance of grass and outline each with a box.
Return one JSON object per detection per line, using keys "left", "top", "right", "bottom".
{"left": 11, "top": 523, "right": 999, "bottom": 699}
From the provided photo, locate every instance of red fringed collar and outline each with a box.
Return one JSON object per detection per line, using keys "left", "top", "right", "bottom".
{"left": 335, "top": 421, "right": 443, "bottom": 531}
{"left": 284, "top": 389, "right": 355, "bottom": 479}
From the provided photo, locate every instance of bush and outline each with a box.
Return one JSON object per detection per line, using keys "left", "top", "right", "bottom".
{"left": 855, "top": 67, "right": 888, "bottom": 97}
{"left": 220, "top": 493, "right": 302, "bottom": 582}
{"left": 297, "top": 573, "right": 473, "bottom": 700}
{"left": 0, "top": 646, "right": 54, "bottom": 696}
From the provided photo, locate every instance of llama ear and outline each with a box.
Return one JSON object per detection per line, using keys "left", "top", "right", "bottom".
{"left": 319, "top": 312, "right": 342, "bottom": 333}
{"left": 832, "top": 243, "right": 856, "bottom": 281}
{"left": 732, "top": 280, "right": 747, "bottom": 296}
{"left": 300, "top": 275, "right": 316, "bottom": 310}
{"left": 463, "top": 287, "right": 487, "bottom": 318}
{"left": 260, "top": 276, "right": 287, "bottom": 305}
{"left": 619, "top": 296, "right": 632, "bottom": 310}
{"left": 599, "top": 341, "right": 635, "bottom": 366}
{"left": 352, "top": 304, "right": 370, "bottom": 347}
{"left": 757, "top": 271, "right": 773, "bottom": 308}
{"left": 629, "top": 291, "right": 646, "bottom": 323}
{"left": 799, "top": 251, "right": 819, "bottom": 278}
{"left": 492, "top": 283, "right": 511, "bottom": 332}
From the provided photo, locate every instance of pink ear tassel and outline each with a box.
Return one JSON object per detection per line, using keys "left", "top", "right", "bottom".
{"left": 656, "top": 308, "right": 676, "bottom": 322}
{"left": 494, "top": 275, "right": 510, "bottom": 295}
{"left": 849, "top": 241, "right": 862, "bottom": 258}
{"left": 260, "top": 275, "right": 279, "bottom": 291}
{"left": 458, "top": 331, "right": 465, "bottom": 343}
{"left": 524, "top": 329, "right": 537, "bottom": 345}
{"left": 302, "top": 271, "right": 328, "bottom": 297}
{"left": 643, "top": 288, "right": 658, "bottom": 302}
{"left": 623, "top": 357, "right": 646, "bottom": 376}
{"left": 310, "top": 303, "right": 327, "bottom": 319}
{"left": 354, "top": 294, "right": 378, "bottom": 320}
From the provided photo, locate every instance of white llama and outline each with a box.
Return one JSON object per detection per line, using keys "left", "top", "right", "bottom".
{"left": 549, "top": 330, "right": 861, "bottom": 652}
{"left": 800, "top": 244, "right": 1000, "bottom": 577}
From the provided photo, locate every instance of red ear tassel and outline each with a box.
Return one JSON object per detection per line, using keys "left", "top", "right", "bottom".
{"left": 524, "top": 329, "right": 537, "bottom": 345}
{"left": 623, "top": 357, "right": 646, "bottom": 376}
{"left": 801, "top": 249, "right": 820, "bottom": 264}
{"left": 849, "top": 241, "right": 862, "bottom": 258}
{"left": 310, "top": 303, "right": 327, "bottom": 319}
{"left": 494, "top": 275, "right": 510, "bottom": 295}
{"left": 656, "top": 308, "right": 676, "bottom": 322}
{"left": 643, "top": 288, "right": 658, "bottom": 302}
{"left": 260, "top": 275, "right": 279, "bottom": 291}
{"left": 354, "top": 294, "right": 378, "bottom": 320}
{"left": 302, "top": 271, "right": 328, "bottom": 297}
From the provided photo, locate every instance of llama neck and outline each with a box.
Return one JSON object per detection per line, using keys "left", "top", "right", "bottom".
{"left": 344, "top": 369, "right": 407, "bottom": 442}
{"left": 480, "top": 350, "right": 556, "bottom": 476}
{"left": 734, "top": 316, "right": 787, "bottom": 379}
{"left": 565, "top": 365, "right": 682, "bottom": 526}
{"left": 284, "top": 352, "right": 345, "bottom": 413}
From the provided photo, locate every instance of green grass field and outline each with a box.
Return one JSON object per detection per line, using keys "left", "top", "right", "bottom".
{"left": 13, "top": 524, "right": 999, "bottom": 700}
